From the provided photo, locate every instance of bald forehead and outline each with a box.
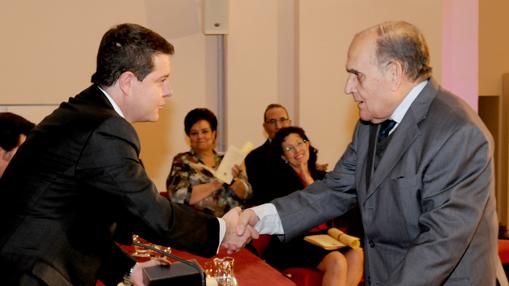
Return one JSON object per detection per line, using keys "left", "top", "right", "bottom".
{"left": 264, "top": 107, "right": 288, "bottom": 121}
{"left": 347, "top": 31, "right": 378, "bottom": 67}
{"left": 351, "top": 30, "right": 377, "bottom": 52}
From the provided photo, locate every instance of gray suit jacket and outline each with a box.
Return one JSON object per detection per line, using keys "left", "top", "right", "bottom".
{"left": 273, "top": 79, "right": 498, "bottom": 285}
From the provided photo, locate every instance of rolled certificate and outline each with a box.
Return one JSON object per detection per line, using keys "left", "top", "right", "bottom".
{"left": 328, "top": 228, "right": 361, "bottom": 249}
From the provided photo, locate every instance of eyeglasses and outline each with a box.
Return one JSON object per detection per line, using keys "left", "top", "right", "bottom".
{"left": 283, "top": 140, "right": 308, "bottom": 153}
{"left": 265, "top": 118, "right": 289, "bottom": 126}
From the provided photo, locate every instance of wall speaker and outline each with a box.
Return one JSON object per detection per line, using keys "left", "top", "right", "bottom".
{"left": 203, "top": 0, "right": 229, "bottom": 35}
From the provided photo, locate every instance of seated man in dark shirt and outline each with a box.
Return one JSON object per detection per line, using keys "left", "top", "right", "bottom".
{"left": 245, "top": 104, "right": 291, "bottom": 206}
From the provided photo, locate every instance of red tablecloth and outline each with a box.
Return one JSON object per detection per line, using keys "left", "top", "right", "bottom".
{"left": 171, "top": 248, "right": 296, "bottom": 286}
{"left": 98, "top": 245, "right": 296, "bottom": 286}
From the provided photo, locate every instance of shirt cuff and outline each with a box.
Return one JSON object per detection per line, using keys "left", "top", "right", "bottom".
{"left": 251, "top": 203, "right": 284, "bottom": 235}
{"left": 217, "top": 217, "right": 226, "bottom": 253}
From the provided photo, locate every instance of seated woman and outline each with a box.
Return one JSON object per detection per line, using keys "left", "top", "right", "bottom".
{"left": 262, "top": 126, "right": 364, "bottom": 286}
{"left": 166, "top": 108, "right": 252, "bottom": 217}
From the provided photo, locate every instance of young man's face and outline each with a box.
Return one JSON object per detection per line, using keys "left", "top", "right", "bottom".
{"left": 125, "top": 53, "right": 172, "bottom": 122}
{"left": 263, "top": 107, "right": 291, "bottom": 140}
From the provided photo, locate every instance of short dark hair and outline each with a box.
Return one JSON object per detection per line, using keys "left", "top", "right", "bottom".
{"left": 0, "top": 112, "right": 35, "bottom": 151}
{"left": 272, "top": 126, "right": 318, "bottom": 171}
{"left": 184, "top": 108, "right": 218, "bottom": 136}
{"left": 374, "top": 21, "right": 432, "bottom": 81}
{"left": 91, "top": 23, "right": 175, "bottom": 87}
{"left": 263, "top": 104, "right": 289, "bottom": 122}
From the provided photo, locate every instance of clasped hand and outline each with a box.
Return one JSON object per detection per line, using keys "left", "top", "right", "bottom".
{"left": 221, "top": 207, "right": 260, "bottom": 254}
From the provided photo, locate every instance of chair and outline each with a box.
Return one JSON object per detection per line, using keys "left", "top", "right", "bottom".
{"left": 282, "top": 267, "right": 323, "bottom": 286}
{"left": 498, "top": 240, "right": 509, "bottom": 286}
{"left": 499, "top": 239, "right": 509, "bottom": 265}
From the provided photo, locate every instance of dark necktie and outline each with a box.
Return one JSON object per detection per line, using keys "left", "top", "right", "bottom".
{"left": 378, "top": 119, "right": 396, "bottom": 142}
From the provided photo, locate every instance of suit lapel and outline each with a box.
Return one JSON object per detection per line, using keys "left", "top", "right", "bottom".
{"left": 364, "top": 78, "right": 440, "bottom": 200}
{"left": 366, "top": 114, "right": 420, "bottom": 198}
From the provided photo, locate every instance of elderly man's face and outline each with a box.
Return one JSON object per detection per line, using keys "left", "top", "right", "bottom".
{"left": 344, "top": 31, "right": 398, "bottom": 124}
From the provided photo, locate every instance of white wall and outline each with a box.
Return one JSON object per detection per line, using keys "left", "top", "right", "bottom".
{"left": 226, "top": 0, "right": 280, "bottom": 149}
{"left": 0, "top": 1, "right": 147, "bottom": 105}
{"left": 308, "top": 0, "right": 441, "bottom": 166}
{"left": 0, "top": 0, "right": 218, "bottom": 191}
{"left": 1, "top": 0, "right": 453, "bottom": 192}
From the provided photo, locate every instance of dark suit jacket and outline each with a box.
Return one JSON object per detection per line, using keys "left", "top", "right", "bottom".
{"left": 0, "top": 85, "right": 219, "bottom": 286}
{"left": 245, "top": 140, "right": 288, "bottom": 206}
{"left": 272, "top": 79, "right": 498, "bottom": 285}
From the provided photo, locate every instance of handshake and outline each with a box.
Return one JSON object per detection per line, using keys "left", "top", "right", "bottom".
{"left": 220, "top": 207, "right": 261, "bottom": 254}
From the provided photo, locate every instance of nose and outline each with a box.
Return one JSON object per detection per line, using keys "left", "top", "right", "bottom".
{"left": 294, "top": 147, "right": 304, "bottom": 156}
{"left": 344, "top": 74, "right": 356, "bottom": 95}
{"left": 163, "top": 81, "right": 173, "bottom": 98}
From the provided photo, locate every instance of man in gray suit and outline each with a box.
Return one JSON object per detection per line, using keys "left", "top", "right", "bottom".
{"left": 231, "top": 21, "right": 498, "bottom": 285}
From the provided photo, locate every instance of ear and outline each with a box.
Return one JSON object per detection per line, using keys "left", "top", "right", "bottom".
{"left": 118, "top": 71, "right": 137, "bottom": 96}
{"left": 385, "top": 61, "right": 403, "bottom": 91}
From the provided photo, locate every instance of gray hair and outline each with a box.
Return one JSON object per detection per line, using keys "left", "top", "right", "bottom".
{"left": 372, "top": 21, "right": 432, "bottom": 81}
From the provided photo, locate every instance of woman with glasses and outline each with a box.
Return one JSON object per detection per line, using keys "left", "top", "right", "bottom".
{"left": 262, "top": 126, "right": 364, "bottom": 286}
{"left": 166, "top": 108, "right": 252, "bottom": 217}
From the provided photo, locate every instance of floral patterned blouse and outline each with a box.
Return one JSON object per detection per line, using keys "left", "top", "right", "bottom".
{"left": 166, "top": 150, "right": 252, "bottom": 217}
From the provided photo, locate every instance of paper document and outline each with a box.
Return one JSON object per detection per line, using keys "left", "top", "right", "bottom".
{"left": 304, "top": 227, "right": 360, "bottom": 250}
{"left": 190, "top": 142, "right": 254, "bottom": 184}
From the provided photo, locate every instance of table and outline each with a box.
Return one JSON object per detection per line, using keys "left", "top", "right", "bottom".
{"left": 112, "top": 244, "right": 296, "bottom": 286}
{"left": 171, "top": 248, "right": 296, "bottom": 286}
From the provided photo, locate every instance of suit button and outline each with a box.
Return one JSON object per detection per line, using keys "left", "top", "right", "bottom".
{"left": 368, "top": 240, "right": 375, "bottom": 248}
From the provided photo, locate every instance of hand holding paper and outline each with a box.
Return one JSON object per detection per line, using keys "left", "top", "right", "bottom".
{"left": 214, "top": 142, "right": 253, "bottom": 184}
{"left": 190, "top": 142, "right": 253, "bottom": 184}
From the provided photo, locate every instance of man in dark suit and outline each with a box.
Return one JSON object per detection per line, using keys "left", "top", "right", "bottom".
{"left": 0, "top": 23, "right": 254, "bottom": 286}
{"left": 235, "top": 21, "right": 498, "bottom": 285}
{"left": 245, "top": 104, "right": 291, "bottom": 205}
